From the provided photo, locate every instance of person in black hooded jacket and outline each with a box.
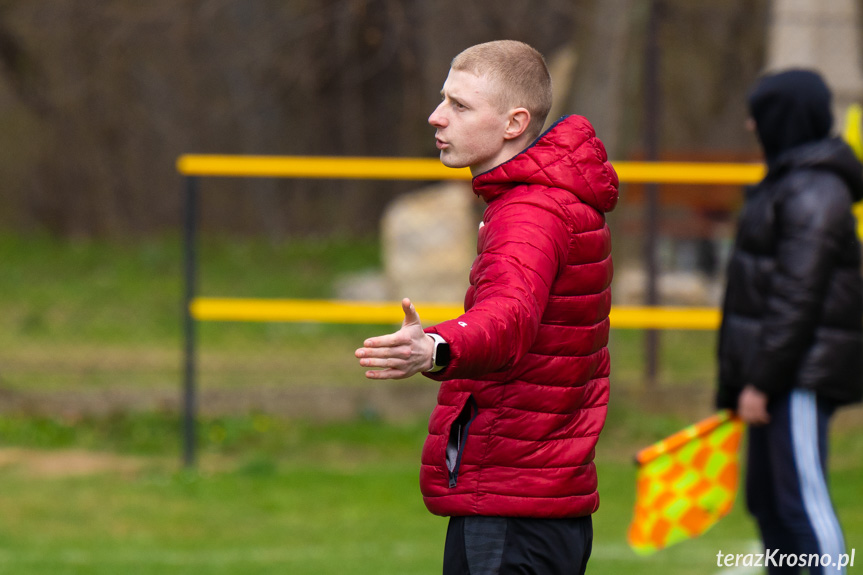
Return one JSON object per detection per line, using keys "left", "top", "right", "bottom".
{"left": 717, "top": 69, "right": 863, "bottom": 574}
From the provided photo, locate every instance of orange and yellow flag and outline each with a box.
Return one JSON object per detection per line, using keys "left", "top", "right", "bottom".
{"left": 627, "top": 409, "right": 744, "bottom": 555}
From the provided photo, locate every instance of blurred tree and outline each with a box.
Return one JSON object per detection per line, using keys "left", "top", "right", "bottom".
{"left": 0, "top": 0, "right": 779, "bottom": 239}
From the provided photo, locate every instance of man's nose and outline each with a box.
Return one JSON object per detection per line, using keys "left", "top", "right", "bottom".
{"left": 428, "top": 103, "right": 446, "bottom": 128}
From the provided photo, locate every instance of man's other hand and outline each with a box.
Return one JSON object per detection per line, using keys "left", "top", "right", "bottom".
{"left": 355, "top": 298, "right": 435, "bottom": 380}
{"left": 737, "top": 385, "right": 771, "bottom": 425}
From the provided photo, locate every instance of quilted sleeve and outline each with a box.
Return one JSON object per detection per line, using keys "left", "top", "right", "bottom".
{"left": 748, "top": 171, "right": 852, "bottom": 395}
{"left": 424, "top": 195, "right": 570, "bottom": 380}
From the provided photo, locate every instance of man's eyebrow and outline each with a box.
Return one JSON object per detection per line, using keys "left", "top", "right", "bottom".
{"left": 443, "top": 91, "right": 466, "bottom": 105}
{"left": 439, "top": 87, "right": 471, "bottom": 107}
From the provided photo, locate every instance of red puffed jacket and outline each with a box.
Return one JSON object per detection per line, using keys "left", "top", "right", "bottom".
{"left": 420, "top": 115, "right": 619, "bottom": 518}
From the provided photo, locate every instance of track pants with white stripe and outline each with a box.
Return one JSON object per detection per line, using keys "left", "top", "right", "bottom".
{"left": 746, "top": 389, "right": 846, "bottom": 575}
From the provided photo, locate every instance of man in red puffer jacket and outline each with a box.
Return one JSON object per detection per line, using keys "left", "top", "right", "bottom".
{"left": 356, "top": 40, "right": 618, "bottom": 574}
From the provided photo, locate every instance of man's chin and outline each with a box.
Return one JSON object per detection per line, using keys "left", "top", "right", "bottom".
{"left": 439, "top": 152, "right": 468, "bottom": 169}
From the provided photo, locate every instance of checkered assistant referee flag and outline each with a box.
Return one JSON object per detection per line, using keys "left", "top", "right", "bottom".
{"left": 627, "top": 409, "right": 744, "bottom": 555}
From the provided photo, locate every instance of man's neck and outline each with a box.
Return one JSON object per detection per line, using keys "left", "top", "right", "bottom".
{"left": 469, "top": 135, "right": 535, "bottom": 177}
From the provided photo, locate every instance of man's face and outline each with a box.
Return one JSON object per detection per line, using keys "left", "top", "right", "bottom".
{"left": 428, "top": 68, "right": 512, "bottom": 176}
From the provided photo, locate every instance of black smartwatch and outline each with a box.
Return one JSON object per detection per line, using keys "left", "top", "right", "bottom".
{"left": 426, "top": 333, "right": 450, "bottom": 373}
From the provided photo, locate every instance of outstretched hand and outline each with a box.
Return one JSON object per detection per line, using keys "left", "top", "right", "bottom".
{"left": 355, "top": 298, "right": 434, "bottom": 380}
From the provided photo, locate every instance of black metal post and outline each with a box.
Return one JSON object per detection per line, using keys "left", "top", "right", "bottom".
{"left": 643, "top": 0, "right": 662, "bottom": 387}
{"left": 182, "top": 176, "right": 199, "bottom": 467}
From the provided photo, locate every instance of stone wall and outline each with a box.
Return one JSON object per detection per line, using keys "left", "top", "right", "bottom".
{"left": 380, "top": 182, "right": 479, "bottom": 304}
{"left": 766, "top": 0, "right": 863, "bottom": 120}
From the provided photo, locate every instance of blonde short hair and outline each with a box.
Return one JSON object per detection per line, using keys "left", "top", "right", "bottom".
{"left": 451, "top": 40, "right": 552, "bottom": 140}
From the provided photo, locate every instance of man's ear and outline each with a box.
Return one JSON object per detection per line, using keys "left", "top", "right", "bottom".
{"left": 504, "top": 108, "right": 531, "bottom": 141}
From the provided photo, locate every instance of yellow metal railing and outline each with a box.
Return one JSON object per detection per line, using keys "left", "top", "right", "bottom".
{"left": 190, "top": 298, "right": 722, "bottom": 330}
{"left": 177, "top": 155, "right": 756, "bottom": 466}
{"left": 179, "top": 155, "right": 762, "bottom": 330}
{"left": 177, "top": 155, "right": 765, "bottom": 185}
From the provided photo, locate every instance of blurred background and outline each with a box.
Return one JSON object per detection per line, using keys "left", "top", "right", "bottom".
{"left": 0, "top": 1, "right": 861, "bottom": 574}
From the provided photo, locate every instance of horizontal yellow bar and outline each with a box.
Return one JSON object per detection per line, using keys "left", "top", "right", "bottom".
{"left": 177, "top": 156, "right": 472, "bottom": 180}
{"left": 609, "top": 306, "right": 720, "bottom": 330}
{"left": 191, "top": 298, "right": 463, "bottom": 325}
{"left": 613, "top": 162, "right": 764, "bottom": 185}
{"left": 177, "top": 155, "right": 765, "bottom": 185}
{"left": 191, "top": 298, "right": 721, "bottom": 330}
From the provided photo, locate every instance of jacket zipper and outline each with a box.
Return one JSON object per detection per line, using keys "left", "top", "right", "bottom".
{"left": 446, "top": 395, "right": 478, "bottom": 488}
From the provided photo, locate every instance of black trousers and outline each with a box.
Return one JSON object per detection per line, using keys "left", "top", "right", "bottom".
{"left": 443, "top": 515, "right": 592, "bottom": 575}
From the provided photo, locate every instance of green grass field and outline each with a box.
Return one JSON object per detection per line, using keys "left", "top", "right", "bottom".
{"left": 0, "top": 412, "right": 859, "bottom": 574}
{"left": 0, "top": 234, "right": 860, "bottom": 574}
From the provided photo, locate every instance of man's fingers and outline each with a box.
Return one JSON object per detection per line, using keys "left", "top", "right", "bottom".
{"left": 359, "top": 357, "right": 393, "bottom": 369}
{"left": 357, "top": 347, "right": 411, "bottom": 365}
{"left": 357, "top": 299, "right": 425, "bottom": 381}
{"left": 362, "top": 331, "right": 410, "bottom": 349}
{"left": 359, "top": 300, "right": 420, "bottom": 349}
{"left": 739, "top": 407, "right": 771, "bottom": 426}
{"left": 356, "top": 339, "right": 412, "bottom": 363}
{"left": 364, "top": 368, "right": 409, "bottom": 380}
{"left": 401, "top": 298, "right": 422, "bottom": 327}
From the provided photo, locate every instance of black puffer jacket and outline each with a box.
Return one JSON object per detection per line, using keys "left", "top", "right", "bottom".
{"left": 717, "top": 136, "right": 863, "bottom": 408}
{"left": 718, "top": 69, "right": 863, "bottom": 408}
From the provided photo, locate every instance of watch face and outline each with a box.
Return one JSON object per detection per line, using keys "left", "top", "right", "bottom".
{"left": 436, "top": 343, "right": 451, "bottom": 368}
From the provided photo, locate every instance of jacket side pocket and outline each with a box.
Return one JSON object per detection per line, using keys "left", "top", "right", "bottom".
{"left": 445, "top": 395, "right": 478, "bottom": 488}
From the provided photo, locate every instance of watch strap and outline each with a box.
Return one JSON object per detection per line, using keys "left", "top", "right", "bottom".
{"left": 426, "top": 333, "right": 449, "bottom": 373}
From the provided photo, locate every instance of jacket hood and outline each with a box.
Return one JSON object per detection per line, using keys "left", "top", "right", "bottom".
{"left": 748, "top": 69, "right": 833, "bottom": 165}
{"left": 472, "top": 115, "right": 619, "bottom": 213}
{"left": 770, "top": 137, "right": 863, "bottom": 202}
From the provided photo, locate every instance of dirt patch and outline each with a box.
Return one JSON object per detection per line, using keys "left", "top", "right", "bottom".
{"left": 0, "top": 382, "right": 439, "bottom": 421}
{"left": 0, "top": 448, "right": 145, "bottom": 477}
{"left": 0, "top": 380, "right": 859, "bottom": 431}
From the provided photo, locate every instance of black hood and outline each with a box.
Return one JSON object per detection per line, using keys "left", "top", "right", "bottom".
{"left": 748, "top": 69, "right": 833, "bottom": 165}
{"left": 770, "top": 137, "right": 863, "bottom": 202}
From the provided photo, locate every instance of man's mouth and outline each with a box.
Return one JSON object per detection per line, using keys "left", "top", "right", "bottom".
{"left": 436, "top": 138, "right": 449, "bottom": 150}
